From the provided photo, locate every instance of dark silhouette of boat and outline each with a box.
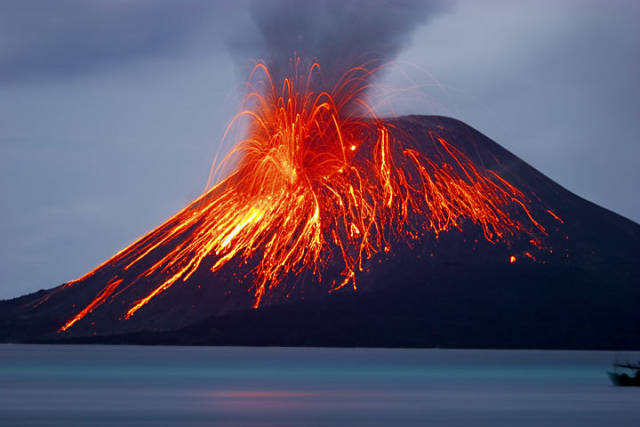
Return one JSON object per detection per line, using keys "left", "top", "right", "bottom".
{"left": 608, "top": 363, "right": 640, "bottom": 386}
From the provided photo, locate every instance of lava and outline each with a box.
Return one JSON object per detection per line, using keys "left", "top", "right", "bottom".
{"left": 58, "top": 59, "right": 557, "bottom": 333}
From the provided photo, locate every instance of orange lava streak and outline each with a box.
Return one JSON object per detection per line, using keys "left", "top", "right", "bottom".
{"left": 547, "top": 209, "right": 564, "bottom": 224}
{"left": 58, "top": 59, "right": 556, "bottom": 332}
{"left": 60, "top": 278, "right": 123, "bottom": 332}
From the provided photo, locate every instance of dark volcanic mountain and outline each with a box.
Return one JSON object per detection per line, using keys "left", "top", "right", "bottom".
{"left": 2, "top": 116, "right": 638, "bottom": 349}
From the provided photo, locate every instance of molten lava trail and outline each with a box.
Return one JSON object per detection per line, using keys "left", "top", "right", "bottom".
{"left": 58, "top": 60, "right": 558, "bottom": 333}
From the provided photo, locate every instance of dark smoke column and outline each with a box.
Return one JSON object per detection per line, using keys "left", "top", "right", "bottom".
{"left": 229, "top": 0, "right": 447, "bottom": 90}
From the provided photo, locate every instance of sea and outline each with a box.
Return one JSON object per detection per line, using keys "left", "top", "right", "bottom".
{"left": 0, "top": 345, "right": 638, "bottom": 426}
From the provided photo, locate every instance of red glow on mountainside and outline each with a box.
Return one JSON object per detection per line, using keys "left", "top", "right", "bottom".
{"left": 57, "top": 60, "right": 559, "bottom": 333}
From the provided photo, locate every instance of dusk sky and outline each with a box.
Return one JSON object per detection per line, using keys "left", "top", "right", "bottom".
{"left": 1, "top": 0, "right": 638, "bottom": 299}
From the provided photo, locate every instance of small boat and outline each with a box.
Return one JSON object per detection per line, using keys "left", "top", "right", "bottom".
{"left": 608, "top": 362, "right": 640, "bottom": 386}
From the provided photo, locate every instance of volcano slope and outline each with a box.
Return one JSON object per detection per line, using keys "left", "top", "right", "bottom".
{"left": 1, "top": 116, "right": 638, "bottom": 349}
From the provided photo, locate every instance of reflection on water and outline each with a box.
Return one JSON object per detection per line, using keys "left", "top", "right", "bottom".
{"left": 1, "top": 345, "right": 639, "bottom": 426}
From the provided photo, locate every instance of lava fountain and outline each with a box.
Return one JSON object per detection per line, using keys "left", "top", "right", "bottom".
{"left": 58, "top": 59, "right": 558, "bottom": 333}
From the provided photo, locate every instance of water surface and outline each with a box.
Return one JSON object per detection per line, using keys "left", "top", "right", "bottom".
{"left": 1, "top": 345, "right": 638, "bottom": 426}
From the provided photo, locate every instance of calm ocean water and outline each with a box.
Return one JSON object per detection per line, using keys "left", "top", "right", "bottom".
{"left": 0, "top": 345, "right": 638, "bottom": 426}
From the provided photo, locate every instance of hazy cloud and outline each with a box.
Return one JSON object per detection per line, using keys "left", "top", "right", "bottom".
{"left": 0, "top": 0, "right": 215, "bottom": 83}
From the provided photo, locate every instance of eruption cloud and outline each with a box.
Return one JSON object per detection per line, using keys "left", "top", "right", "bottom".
{"left": 230, "top": 0, "right": 446, "bottom": 92}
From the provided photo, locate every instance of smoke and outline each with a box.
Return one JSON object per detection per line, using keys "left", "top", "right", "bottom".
{"left": 229, "top": 0, "right": 447, "bottom": 89}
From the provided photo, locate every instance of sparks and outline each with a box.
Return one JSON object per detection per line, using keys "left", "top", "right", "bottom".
{"left": 57, "top": 59, "right": 557, "bottom": 332}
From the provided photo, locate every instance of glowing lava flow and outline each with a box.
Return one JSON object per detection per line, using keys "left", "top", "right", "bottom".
{"left": 58, "top": 60, "right": 557, "bottom": 332}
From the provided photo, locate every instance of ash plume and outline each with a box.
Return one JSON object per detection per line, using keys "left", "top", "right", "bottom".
{"left": 230, "top": 0, "right": 446, "bottom": 90}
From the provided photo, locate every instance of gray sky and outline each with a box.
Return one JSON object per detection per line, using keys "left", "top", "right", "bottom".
{"left": 1, "top": 0, "right": 638, "bottom": 298}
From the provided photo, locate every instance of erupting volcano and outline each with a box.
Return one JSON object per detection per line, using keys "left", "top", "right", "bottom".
{"left": 55, "top": 60, "right": 556, "bottom": 333}
{"left": 2, "top": 59, "right": 638, "bottom": 349}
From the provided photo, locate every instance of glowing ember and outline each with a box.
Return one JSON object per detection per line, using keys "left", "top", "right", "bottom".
{"left": 58, "top": 59, "right": 557, "bottom": 333}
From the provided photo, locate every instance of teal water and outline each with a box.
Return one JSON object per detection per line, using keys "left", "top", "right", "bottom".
{"left": 0, "top": 345, "right": 638, "bottom": 426}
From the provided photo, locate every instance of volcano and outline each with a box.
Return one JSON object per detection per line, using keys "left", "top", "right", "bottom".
{"left": 2, "top": 114, "right": 638, "bottom": 348}
{"left": 1, "top": 61, "right": 638, "bottom": 348}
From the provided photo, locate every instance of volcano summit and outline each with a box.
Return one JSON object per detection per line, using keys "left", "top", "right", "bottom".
{"left": 1, "top": 63, "right": 638, "bottom": 349}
